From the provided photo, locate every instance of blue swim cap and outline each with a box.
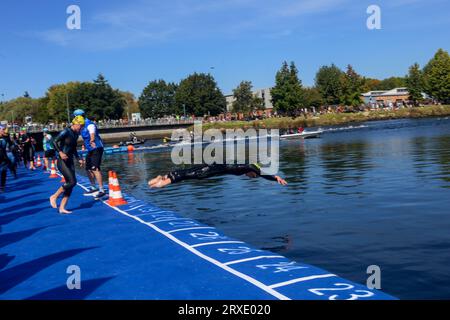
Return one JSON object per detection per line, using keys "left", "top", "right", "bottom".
{"left": 73, "top": 109, "right": 85, "bottom": 116}
{"left": 43, "top": 127, "right": 49, "bottom": 132}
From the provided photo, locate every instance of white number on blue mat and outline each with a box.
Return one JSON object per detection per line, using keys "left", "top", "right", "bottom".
{"left": 256, "top": 261, "right": 308, "bottom": 273}
{"left": 169, "top": 221, "right": 198, "bottom": 227}
{"left": 218, "top": 247, "right": 264, "bottom": 255}
{"left": 309, "top": 283, "right": 375, "bottom": 300}
{"left": 190, "top": 232, "right": 227, "bottom": 241}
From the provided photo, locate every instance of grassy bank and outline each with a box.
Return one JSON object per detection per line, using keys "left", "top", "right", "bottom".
{"left": 200, "top": 105, "right": 450, "bottom": 130}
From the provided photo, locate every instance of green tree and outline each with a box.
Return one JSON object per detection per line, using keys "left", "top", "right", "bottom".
{"left": 341, "top": 65, "right": 365, "bottom": 106}
{"left": 374, "top": 77, "right": 407, "bottom": 90}
{"left": 406, "top": 63, "right": 424, "bottom": 106}
{"left": 0, "top": 96, "right": 48, "bottom": 124}
{"left": 88, "top": 73, "right": 125, "bottom": 120}
{"left": 315, "top": 64, "right": 344, "bottom": 105}
{"left": 271, "top": 61, "right": 304, "bottom": 115}
{"left": 46, "top": 82, "right": 82, "bottom": 122}
{"left": 119, "top": 91, "right": 140, "bottom": 119}
{"left": 138, "top": 80, "right": 178, "bottom": 118}
{"left": 45, "top": 75, "right": 126, "bottom": 121}
{"left": 231, "top": 81, "right": 262, "bottom": 113}
{"left": 363, "top": 78, "right": 382, "bottom": 92}
{"left": 303, "top": 87, "right": 324, "bottom": 108}
{"left": 175, "top": 73, "right": 225, "bottom": 116}
{"left": 423, "top": 48, "right": 450, "bottom": 104}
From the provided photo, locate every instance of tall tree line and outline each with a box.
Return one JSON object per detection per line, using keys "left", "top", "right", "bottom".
{"left": 1, "top": 48, "right": 448, "bottom": 123}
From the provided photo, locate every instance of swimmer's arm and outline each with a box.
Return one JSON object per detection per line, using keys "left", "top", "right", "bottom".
{"left": 259, "top": 174, "right": 278, "bottom": 181}
{"left": 51, "top": 130, "right": 66, "bottom": 153}
{"left": 245, "top": 165, "right": 287, "bottom": 185}
{"left": 87, "top": 124, "right": 96, "bottom": 148}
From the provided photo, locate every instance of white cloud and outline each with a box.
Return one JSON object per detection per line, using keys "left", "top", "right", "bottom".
{"left": 32, "top": 0, "right": 354, "bottom": 50}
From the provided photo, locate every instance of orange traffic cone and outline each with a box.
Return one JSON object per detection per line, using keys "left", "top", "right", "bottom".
{"left": 107, "top": 171, "right": 127, "bottom": 206}
{"left": 36, "top": 155, "right": 42, "bottom": 167}
{"left": 49, "top": 160, "right": 59, "bottom": 178}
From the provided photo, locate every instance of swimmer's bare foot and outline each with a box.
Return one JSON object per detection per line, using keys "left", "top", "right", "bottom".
{"left": 59, "top": 208, "right": 72, "bottom": 214}
{"left": 149, "top": 175, "right": 172, "bottom": 188}
{"left": 50, "top": 196, "right": 57, "bottom": 208}
{"left": 148, "top": 175, "right": 163, "bottom": 187}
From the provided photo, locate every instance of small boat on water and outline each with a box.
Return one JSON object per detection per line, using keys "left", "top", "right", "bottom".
{"left": 280, "top": 130, "right": 322, "bottom": 140}
{"left": 119, "top": 132, "right": 147, "bottom": 146}
{"left": 118, "top": 138, "right": 146, "bottom": 146}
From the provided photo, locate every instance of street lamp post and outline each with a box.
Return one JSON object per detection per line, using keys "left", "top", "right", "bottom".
{"left": 66, "top": 92, "right": 71, "bottom": 123}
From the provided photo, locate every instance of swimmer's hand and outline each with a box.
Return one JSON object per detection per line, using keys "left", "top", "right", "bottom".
{"left": 275, "top": 176, "right": 288, "bottom": 186}
{"left": 59, "top": 151, "right": 68, "bottom": 160}
{"left": 148, "top": 175, "right": 172, "bottom": 188}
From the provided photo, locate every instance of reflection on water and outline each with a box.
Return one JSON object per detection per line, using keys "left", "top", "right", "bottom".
{"left": 81, "top": 117, "right": 450, "bottom": 299}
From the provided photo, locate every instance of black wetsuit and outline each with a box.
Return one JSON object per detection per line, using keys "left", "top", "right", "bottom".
{"left": 167, "top": 164, "right": 277, "bottom": 183}
{"left": 0, "top": 135, "right": 11, "bottom": 188}
{"left": 51, "top": 128, "right": 80, "bottom": 196}
{"left": 20, "top": 133, "right": 36, "bottom": 166}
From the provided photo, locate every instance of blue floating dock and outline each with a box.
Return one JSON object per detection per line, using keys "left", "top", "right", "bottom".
{"left": 0, "top": 166, "right": 395, "bottom": 300}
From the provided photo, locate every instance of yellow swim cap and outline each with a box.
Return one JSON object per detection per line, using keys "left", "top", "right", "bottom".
{"left": 72, "top": 115, "right": 85, "bottom": 125}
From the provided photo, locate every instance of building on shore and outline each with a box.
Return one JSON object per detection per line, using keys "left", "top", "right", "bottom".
{"left": 361, "top": 87, "right": 429, "bottom": 105}
{"left": 225, "top": 87, "right": 274, "bottom": 116}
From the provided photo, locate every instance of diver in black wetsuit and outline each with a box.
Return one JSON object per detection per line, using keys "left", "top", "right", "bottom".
{"left": 148, "top": 163, "right": 287, "bottom": 188}
{"left": 49, "top": 116, "right": 85, "bottom": 214}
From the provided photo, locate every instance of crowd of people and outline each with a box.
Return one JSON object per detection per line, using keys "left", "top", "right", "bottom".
{"left": 0, "top": 108, "right": 107, "bottom": 214}
{"left": 0, "top": 125, "right": 39, "bottom": 191}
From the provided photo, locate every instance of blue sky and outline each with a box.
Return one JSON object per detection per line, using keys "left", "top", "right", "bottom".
{"left": 0, "top": 0, "right": 449, "bottom": 100}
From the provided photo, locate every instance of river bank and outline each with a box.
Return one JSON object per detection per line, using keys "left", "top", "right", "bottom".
{"left": 99, "top": 105, "right": 450, "bottom": 143}
{"left": 200, "top": 105, "right": 450, "bottom": 131}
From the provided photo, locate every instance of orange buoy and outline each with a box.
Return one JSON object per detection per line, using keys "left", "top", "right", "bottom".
{"left": 127, "top": 145, "right": 135, "bottom": 152}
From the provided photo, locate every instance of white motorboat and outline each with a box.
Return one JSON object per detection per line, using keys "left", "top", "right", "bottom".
{"left": 280, "top": 130, "right": 322, "bottom": 140}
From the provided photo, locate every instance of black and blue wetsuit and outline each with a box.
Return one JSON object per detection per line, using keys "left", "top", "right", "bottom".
{"left": 51, "top": 128, "right": 80, "bottom": 196}
{"left": 167, "top": 163, "right": 277, "bottom": 183}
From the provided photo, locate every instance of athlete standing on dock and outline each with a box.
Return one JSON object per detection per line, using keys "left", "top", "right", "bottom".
{"left": 73, "top": 109, "right": 106, "bottom": 199}
{"left": 19, "top": 128, "right": 35, "bottom": 170}
{"left": 0, "top": 125, "right": 12, "bottom": 192}
{"left": 148, "top": 163, "right": 287, "bottom": 188}
{"left": 42, "top": 127, "right": 55, "bottom": 171}
{"left": 49, "top": 116, "right": 85, "bottom": 214}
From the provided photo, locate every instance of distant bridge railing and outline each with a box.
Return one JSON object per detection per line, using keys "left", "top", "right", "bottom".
{"left": 6, "top": 118, "right": 198, "bottom": 133}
